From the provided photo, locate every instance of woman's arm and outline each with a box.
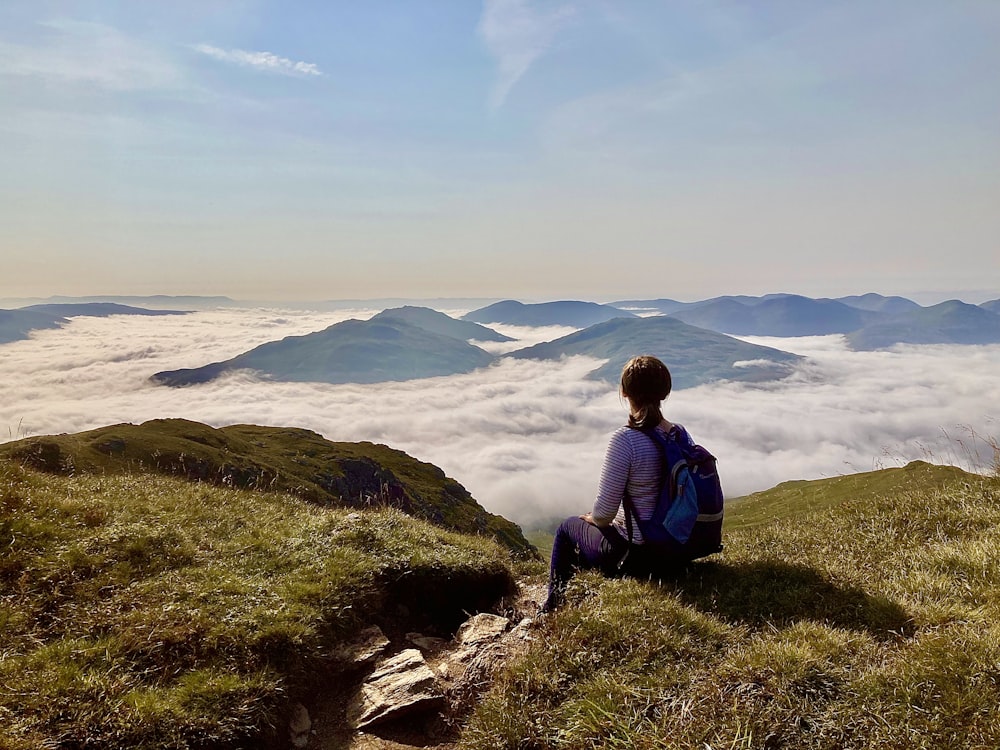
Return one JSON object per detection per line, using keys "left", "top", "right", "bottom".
{"left": 590, "top": 429, "right": 633, "bottom": 526}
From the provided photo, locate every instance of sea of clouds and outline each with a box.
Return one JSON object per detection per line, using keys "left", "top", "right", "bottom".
{"left": 1, "top": 307, "right": 998, "bottom": 529}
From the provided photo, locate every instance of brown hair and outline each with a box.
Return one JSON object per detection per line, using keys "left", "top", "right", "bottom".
{"left": 620, "top": 355, "right": 672, "bottom": 429}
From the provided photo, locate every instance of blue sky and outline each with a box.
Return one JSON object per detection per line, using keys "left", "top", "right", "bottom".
{"left": 2, "top": 1, "right": 998, "bottom": 302}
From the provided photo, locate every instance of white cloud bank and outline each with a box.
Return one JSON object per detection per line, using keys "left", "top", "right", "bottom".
{"left": 1, "top": 311, "right": 998, "bottom": 530}
{"left": 193, "top": 44, "right": 323, "bottom": 77}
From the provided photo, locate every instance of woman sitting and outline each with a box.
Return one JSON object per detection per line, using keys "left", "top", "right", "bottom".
{"left": 543, "top": 354, "right": 701, "bottom": 612}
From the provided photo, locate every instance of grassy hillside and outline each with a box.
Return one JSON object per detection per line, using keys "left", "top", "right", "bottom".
{"left": 462, "top": 462, "right": 1000, "bottom": 749}
{"left": 0, "top": 419, "right": 535, "bottom": 557}
{"left": 0, "top": 460, "right": 516, "bottom": 749}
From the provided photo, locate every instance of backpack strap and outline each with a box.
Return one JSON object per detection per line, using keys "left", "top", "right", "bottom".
{"left": 620, "top": 424, "right": 678, "bottom": 545}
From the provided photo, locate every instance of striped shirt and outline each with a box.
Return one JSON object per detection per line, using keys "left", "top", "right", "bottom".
{"left": 592, "top": 423, "right": 694, "bottom": 544}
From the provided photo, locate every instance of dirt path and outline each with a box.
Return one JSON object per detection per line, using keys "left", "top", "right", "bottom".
{"left": 298, "top": 580, "right": 547, "bottom": 750}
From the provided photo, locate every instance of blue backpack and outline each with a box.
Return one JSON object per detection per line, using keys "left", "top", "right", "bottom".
{"left": 622, "top": 424, "right": 724, "bottom": 562}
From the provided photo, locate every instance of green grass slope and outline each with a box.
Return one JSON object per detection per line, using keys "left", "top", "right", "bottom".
{"left": 0, "top": 461, "right": 516, "bottom": 750}
{"left": 462, "top": 462, "right": 1000, "bottom": 749}
{"left": 0, "top": 419, "right": 535, "bottom": 557}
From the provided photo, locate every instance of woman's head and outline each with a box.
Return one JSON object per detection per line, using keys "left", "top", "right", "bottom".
{"left": 620, "top": 355, "right": 672, "bottom": 429}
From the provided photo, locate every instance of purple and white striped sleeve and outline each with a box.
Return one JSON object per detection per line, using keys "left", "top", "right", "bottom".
{"left": 591, "top": 428, "right": 633, "bottom": 526}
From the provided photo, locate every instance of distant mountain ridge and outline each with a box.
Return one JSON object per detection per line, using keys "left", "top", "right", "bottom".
{"left": 463, "top": 300, "right": 636, "bottom": 327}
{"left": 0, "top": 303, "right": 188, "bottom": 345}
{"left": 610, "top": 293, "right": 1000, "bottom": 347}
{"left": 152, "top": 315, "right": 496, "bottom": 386}
{"left": 846, "top": 300, "right": 1000, "bottom": 349}
{"left": 670, "top": 295, "right": 877, "bottom": 337}
{"left": 24, "top": 302, "right": 187, "bottom": 317}
{"left": 507, "top": 316, "right": 802, "bottom": 387}
{"left": 371, "top": 305, "right": 513, "bottom": 342}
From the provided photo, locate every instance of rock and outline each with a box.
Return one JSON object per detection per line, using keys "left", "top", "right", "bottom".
{"left": 455, "top": 613, "right": 509, "bottom": 647}
{"left": 335, "top": 625, "right": 390, "bottom": 667}
{"left": 348, "top": 649, "right": 444, "bottom": 729}
{"left": 407, "top": 632, "right": 447, "bottom": 653}
{"left": 289, "top": 703, "right": 311, "bottom": 748}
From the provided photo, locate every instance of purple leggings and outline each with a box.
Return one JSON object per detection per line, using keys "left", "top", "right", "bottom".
{"left": 545, "top": 516, "right": 628, "bottom": 610}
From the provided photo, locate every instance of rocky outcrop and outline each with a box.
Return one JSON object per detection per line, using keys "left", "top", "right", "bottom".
{"left": 348, "top": 648, "right": 445, "bottom": 729}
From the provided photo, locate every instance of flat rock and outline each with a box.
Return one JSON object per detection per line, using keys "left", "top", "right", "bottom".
{"left": 348, "top": 649, "right": 443, "bottom": 729}
{"left": 336, "top": 625, "right": 390, "bottom": 667}
{"left": 406, "top": 632, "right": 447, "bottom": 653}
{"left": 455, "top": 613, "right": 509, "bottom": 647}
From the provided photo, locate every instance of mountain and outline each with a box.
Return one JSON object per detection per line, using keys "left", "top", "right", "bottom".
{"left": 835, "top": 293, "right": 921, "bottom": 314}
{"left": 611, "top": 298, "right": 689, "bottom": 314}
{"left": 0, "top": 308, "right": 66, "bottom": 344}
{"left": 1, "top": 303, "right": 188, "bottom": 345}
{"left": 462, "top": 300, "right": 636, "bottom": 327}
{"left": 506, "top": 316, "right": 801, "bottom": 387}
{"left": 23, "top": 302, "right": 188, "bottom": 317}
{"left": 980, "top": 299, "right": 1000, "bottom": 314}
{"left": 0, "top": 418, "right": 534, "bottom": 556}
{"left": 847, "top": 299, "right": 1000, "bottom": 349}
{"left": 152, "top": 317, "right": 496, "bottom": 386}
{"left": 1, "top": 435, "right": 520, "bottom": 748}
{"left": 371, "top": 305, "right": 513, "bottom": 342}
{"left": 6, "top": 294, "right": 234, "bottom": 309}
{"left": 669, "top": 295, "right": 875, "bottom": 336}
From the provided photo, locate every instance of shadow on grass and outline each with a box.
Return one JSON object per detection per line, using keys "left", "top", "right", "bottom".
{"left": 645, "top": 559, "right": 914, "bottom": 638}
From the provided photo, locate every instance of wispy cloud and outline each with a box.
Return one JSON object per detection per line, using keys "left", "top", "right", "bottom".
{"left": 0, "top": 19, "right": 184, "bottom": 91}
{"left": 194, "top": 44, "right": 323, "bottom": 77}
{"left": 477, "top": 0, "right": 575, "bottom": 110}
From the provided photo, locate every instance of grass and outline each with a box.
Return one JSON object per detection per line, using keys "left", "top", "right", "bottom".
{"left": 0, "top": 459, "right": 515, "bottom": 749}
{"left": 461, "top": 462, "right": 1000, "bottom": 749}
{"left": 0, "top": 418, "right": 535, "bottom": 557}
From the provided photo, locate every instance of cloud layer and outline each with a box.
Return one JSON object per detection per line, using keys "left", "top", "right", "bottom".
{"left": 1, "top": 310, "right": 998, "bottom": 529}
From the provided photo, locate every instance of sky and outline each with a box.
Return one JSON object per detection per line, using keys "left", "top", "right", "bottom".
{"left": 2, "top": 309, "right": 998, "bottom": 529}
{"left": 2, "top": 1, "right": 998, "bottom": 303}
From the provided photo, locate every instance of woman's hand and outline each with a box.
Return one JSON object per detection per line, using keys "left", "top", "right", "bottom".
{"left": 579, "top": 513, "right": 596, "bottom": 525}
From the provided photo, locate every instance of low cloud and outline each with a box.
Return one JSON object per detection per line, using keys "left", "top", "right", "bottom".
{"left": 194, "top": 44, "right": 322, "bottom": 77}
{"left": 1, "top": 312, "right": 998, "bottom": 530}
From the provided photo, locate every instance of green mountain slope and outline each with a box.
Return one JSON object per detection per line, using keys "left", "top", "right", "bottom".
{"left": 725, "top": 460, "right": 970, "bottom": 530}
{"left": 151, "top": 317, "right": 496, "bottom": 386}
{"left": 0, "top": 460, "right": 516, "bottom": 749}
{"left": 465, "top": 463, "right": 1000, "bottom": 749}
{"left": 0, "top": 419, "right": 534, "bottom": 557}
{"left": 506, "top": 315, "right": 802, "bottom": 387}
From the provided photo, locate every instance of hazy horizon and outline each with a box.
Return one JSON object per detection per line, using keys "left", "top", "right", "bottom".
{"left": 3, "top": 2, "right": 998, "bottom": 301}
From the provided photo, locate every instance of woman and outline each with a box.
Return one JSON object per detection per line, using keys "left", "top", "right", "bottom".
{"left": 543, "top": 354, "right": 696, "bottom": 612}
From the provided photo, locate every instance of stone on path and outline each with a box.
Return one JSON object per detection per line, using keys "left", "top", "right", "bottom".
{"left": 348, "top": 648, "right": 444, "bottom": 729}
{"left": 336, "top": 625, "right": 390, "bottom": 667}
{"left": 455, "top": 613, "right": 509, "bottom": 647}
